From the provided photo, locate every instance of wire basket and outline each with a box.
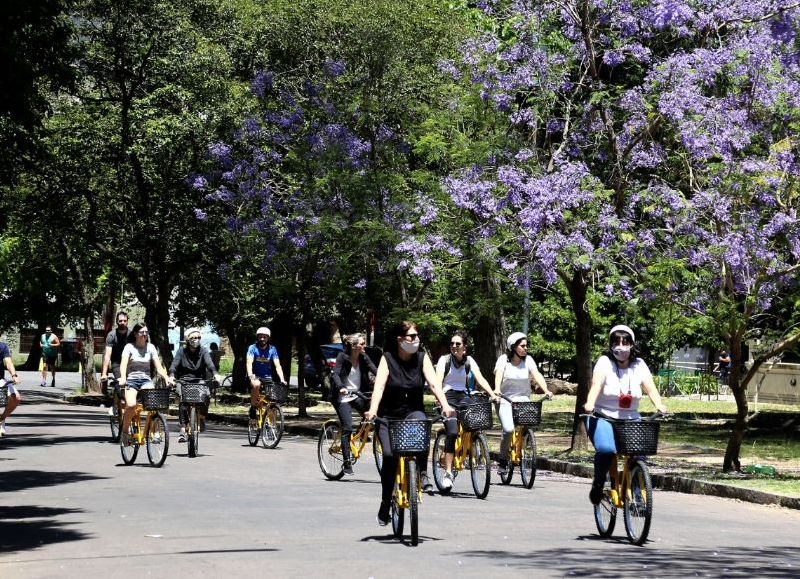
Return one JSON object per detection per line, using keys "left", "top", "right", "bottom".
{"left": 0, "top": 385, "right": 7, "bottom": 407}
{"left": 261, "top": 380, "right": 288, "bottom": 403}
{"left": 181, "top": 381, "right": 207, "bottom": 405}
{"left": 387, "top": 419, "right": 432, "bottom": 455}
{"left": 141, "top": 388, "right": 171, "bottom": 411}
{"left": 613, "top": 420, "right": 660, "bottom": 456}
{"left": 511, "top": 400, "right": 542, "bottom": 426}
{"left": 457, "top": 401, "right": 493, "bottom": 431}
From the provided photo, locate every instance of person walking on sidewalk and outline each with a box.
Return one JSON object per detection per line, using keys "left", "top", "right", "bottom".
{"left": 0, "top": 340, "right": 22, "bottom": 436}
{"left": 40, "top": 325, "right": 60, "bottom": 387}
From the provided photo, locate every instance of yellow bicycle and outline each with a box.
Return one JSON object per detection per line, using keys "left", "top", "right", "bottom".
{"left": 120, "top": 388, "right": 171, "bottom": 467}
{"left": 431, "top": 398, "right": 493, "bottom": 498}
{"left": 103, "top": 376, "right": 125, "bottom": 442}
{"left": 317, "top": 392, "right": 382, "bottom": 479}
{"left": 247, "top": 378, "right": 287, "bottom": 449}
{"left": 497, "top": 394, "right": 547, "bottom": 489}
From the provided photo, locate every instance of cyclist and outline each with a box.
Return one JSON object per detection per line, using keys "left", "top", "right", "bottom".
{"left": 169, "top": 327, "right": 223, "bottom": 442}
{"left": 0, "top": 340, "right": 21, "bottom": 437}
{"left": 365, "top": 320, "right": 455, "bottom": 526}
{"left": 118, "top": 323, "right": 174, "bottom": 440}
{"left": 246, "top": 327, "right": 287, "bottom": 419}
{"left": 434, "top": 330, "right": 497, "bottom": 490}
{"left": 494, "top": 332, "right": 553, "bottom": 476}
{"left": 583, "top": 324, "right": 667, "bottom": 504}
{"left": 331, "top": 333, "right": 377, "bottom": 475}
{"left": 100, "top": 311, "right": 130, "bottom": 405}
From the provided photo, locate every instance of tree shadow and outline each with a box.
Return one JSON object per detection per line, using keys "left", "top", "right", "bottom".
{"left": 0, "top": 470, "right": 108, "bottom": 493}
{"left": 0, "top": 434, "right": 111, "bottom": 449}
{"left": 0, "top": 505, "right": 89, "bottom": 553}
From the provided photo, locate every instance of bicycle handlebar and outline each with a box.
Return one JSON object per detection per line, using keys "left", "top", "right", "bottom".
{"left": 580, "top": 411, "right": 672, "bottom": 422}
{"left": 497, "top": 393, "right": 551, "bottom": 404}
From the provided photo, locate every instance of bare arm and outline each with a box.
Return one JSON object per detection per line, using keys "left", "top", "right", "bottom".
{"left": 119, "top": 350, "right": 129, "bottom": 384}
{"left": 152, "top": 351, "right": 173, "bottom": 384}
{"left": 272, "top": 355, "right": 286, "bottom": 384}
{"left": 365, "top": 357, "right": 390, "bottom": 421}
{"left": 101, "top": 345, "right": 113, "bottom": 378}
{"left": 423, "top": 355, "right": 454, "bottom": 417}
{"left": 584, "top": 366, "right": 606, "bottom": 413}
{"left": 4, "top": 356, "right": 20, "bottom": 385}
{"left": 529, "top": 362, "right": 553, "bottom": 398}
{"left": 642, "top": 374, "right": 667, "bottom": 413}
{"left": 470, "top": 362, "right": 497, "bottom": 400}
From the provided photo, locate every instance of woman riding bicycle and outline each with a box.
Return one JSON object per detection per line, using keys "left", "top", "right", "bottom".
{"left": 118, "top": 323, "right": 174, "bottom": 440}
{"left": 494, "top": 332, "right": 553, "bottom": 476}
{"left": 583, "top": 324, "right": 667, "bottom": 504}
{"left": 331, "top": 333, "right": 377, "bottom": 476}
{"left": 169, "top": 327, "right": 224, "bottom": 443}
{"left": 434, "top": 330, "right": 497, "bottom": 490}
{"left": 365, "top": 320, "right": 454, "bottom": 526}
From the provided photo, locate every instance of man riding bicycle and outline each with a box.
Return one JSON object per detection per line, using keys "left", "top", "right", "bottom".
{"left": 100, "top": 311, "right": 130, "bottom": 404}
{"left": 247, "top": 327, "right": 287, "bottom": 418}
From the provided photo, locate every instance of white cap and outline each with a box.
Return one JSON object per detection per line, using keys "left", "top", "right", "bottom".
{"left": 256, "top": 326, "right": 271, "bottom": 337}
{"left": 506, "top": 332, "right": 527, "bottom": 350}
{"left": 185, "top": 327, "right": 202, "bottom": 339}
{"left": 609, "top": 324, "right": 635, "bottom": 343}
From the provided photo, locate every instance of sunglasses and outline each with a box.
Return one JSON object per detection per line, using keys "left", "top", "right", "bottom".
{"left": 188, "top": 336, "right": 201, "bottom": 341}
{"left": 612, "top": 336, "right": 632, "bottom": 346}
{"left": 404, "top": 333, "right": 419, "bottom": 340}
{"left": 450, "top": 341, "right": 463, "bottom": 347}
{"left": 138, "top": 331, "right": 149, "bottom": 336}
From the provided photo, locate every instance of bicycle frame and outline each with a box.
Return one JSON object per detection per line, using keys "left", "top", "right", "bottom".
{"left": 606, "top": 454, "right": 634, "bottom": 508}
{"left": 348, "top": 420, "right": 373, "bottom": 461}
{"left": 506, "top": 425, "right": 527, "bottom": 465}
{"left": 128, "top": 404, "right": 156, "bottom": 445}
{"left": 394, "top": 456, "right": 419, "bottom": 509}
{"left": 449, "top": 422, "right": 474, "bottom": 471}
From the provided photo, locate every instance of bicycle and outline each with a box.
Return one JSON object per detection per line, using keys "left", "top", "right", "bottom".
{"left": 378, "top": 417, "right": 432, "bottom": 547}
{"left": 317, "top": 392, "right": 383, "bottom": 480}
{"left": 178, "top": 377, "right": 212, "bottom": 458}
{"left": 119, "top": 387, "right": 171, "bottom": 467}
{"left": 431, "top": 397, "right": 492, "bottom": 499}
{"left": 583, "top": 412, "right": 668, "bottom": 545}
{"left": 495, "top": 394, "right": 547, "bottom": 489}
{"left": 247, "top": 378, "right": 287, "bottom": 449}
{"left": 103, "top": 376, "right": 125, "bottom": 442}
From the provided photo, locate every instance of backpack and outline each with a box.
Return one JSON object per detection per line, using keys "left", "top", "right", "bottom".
{"left": 444, "top": 354, "right": 474, "bottom": 394}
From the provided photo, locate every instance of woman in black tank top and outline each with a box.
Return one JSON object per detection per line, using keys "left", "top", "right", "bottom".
{"left": 365, "top": 320, "right": 454, "bottom": 526}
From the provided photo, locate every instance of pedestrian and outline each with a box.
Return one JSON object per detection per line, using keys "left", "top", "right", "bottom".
{"left": 40, "top": 325, "right": 60, "bottom": 387}
{"left": 0, "top": 340, "right": 22, "bottom": 436}
{"left": 717, "top": 348, "right": 731, "bottom": 383}
{"left": 209, "top": 341, "right": 222, "bottom": 370}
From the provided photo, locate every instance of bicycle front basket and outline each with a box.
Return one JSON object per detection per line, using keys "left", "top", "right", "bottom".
{"left": 613, "top": 420, "right": 660, "bottom": 455}
{"left": 141, "top": 388, "right": 171, "bottom": 411}
{"left": 262, "top": 380, "right": 288, "bottom": 403}
{"left": 511, "top": 400, "right": 542, "bottom": 426}
{"left": 0, "top": 385, "right": 7, "bottom": 407}
{"left": 457, "top": 401, "right": 493, "bottom": 432}
{"left": 387, "top": 419, "right": 432, "bottom": 455}
{"left": 180, "top": 382, "right": 207, "bottom": 405}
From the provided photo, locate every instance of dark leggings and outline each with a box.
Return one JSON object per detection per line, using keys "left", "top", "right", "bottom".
{"left": 444, "top": 390, "right": 471, "bottom": 453}
{"left": 334, "top": 396, "right": 368, "bottom": 462}
{"left": 377, "top": 410, "right": 428, "bottom": 504}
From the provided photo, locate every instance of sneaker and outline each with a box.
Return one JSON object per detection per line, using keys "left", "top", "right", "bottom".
{"left": 0, "top": 423, "right": 5, "bottom": 437}
{"left": 497, "top": 459, "right": 508, "bottom": 477}
{"left": 441, "top": 471, "right": 454, "bottom": 491}
{"left": 40, "top": 380, "right": 46, "bottom": 387}
{"left": 107, "top": 406, "right": 114, "bottom": 417}
{"left": 589, "top": 482, "right": 604, "bottom": 505}
{"left": 421, "top": 472, "right": 434, "bottom": 493}
{"left": 343, "top": 461, "right": 354, "bottom": 476}
{"left": 178, "top": 430, "right": 187, "bottom": 443}
{"left": 376, "top": 501, "right": 390, "bottom": 526}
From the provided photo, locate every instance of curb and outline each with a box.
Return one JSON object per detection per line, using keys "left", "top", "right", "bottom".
{"left": 58, "top": 392, "right": 798, "bottom": 510}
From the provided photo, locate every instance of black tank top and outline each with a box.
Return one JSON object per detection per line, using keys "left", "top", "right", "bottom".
{"left": 378, "top": 351, "right": 425, "bottom": 417}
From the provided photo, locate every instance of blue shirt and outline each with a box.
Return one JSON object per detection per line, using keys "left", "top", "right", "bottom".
{"left": 247, "top": 343, "right": 279, "bottom": 379}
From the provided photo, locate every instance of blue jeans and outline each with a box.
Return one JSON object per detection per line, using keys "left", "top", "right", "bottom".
{"left": 585, "top": 415, "right": 617, "bottom": 487}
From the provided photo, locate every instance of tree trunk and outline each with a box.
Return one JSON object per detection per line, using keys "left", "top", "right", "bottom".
{"left": 144, "top": 291, "right": 173, "bottom": 368}
{"left": 224, "top": 325, "right": 250, "bottom": 394}
{"left": 473, "top": 266, "right": 506, "bottom": 373}
{"left": 21, "top": 324, "right": 46, "bottom": 370}
{"left": 723, "top": 338, "right": 746, "bottom": 472}
{"left": 567, "top": 270, "right": 593, "bottom": 448}
{"left": 82, "top": 314, "right": 100, "bottom": 394}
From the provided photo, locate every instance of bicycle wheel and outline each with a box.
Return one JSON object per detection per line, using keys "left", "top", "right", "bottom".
{"left": 261, "top": 404, "right": 284, "bottom": 449}
{"left": 247, "top": 411, "right": 260, "bottom": 446}
{"left": 408, "top": 459, "right": 420, "bottom": 546}
{"left": 520, "top": 429, "right": 537, "bottom": 489}
{"left": 221, "top": 374, "right": 233, "bottom": 390}
{"left": 318, "top": 421, "right": 345, "bottom": 480}
{"left": 109, "top": 398, "right": 121, "bottom": 442}
{"left": 624, "top": 458, "right": 653, "bottom": 545}
{"left": 372, "top": 432, "right": 383, "bottom": 475}
{"left": 431, "top": 431, "right": 450, "bottom": 495}
{"left": 120, "top": 419, "right": 139, "bottom": 465}
{"left": 391, "top": 475, "right": 404, "bottom": 539}
{"left": 146, "top": 413, "right": 169, "bottom": 468}
{"left": 188, "top": 406, "right": 198, "bottom": 458}
{"left": 470, "top": 433, "right": 491, "bottom": 499}
{"left": 594, "top": 469, "right": 617, "bottom": 537}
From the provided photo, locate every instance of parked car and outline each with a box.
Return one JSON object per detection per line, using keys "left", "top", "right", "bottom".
{"left": 303, "top": 343, "right": 382, "bottom": 398}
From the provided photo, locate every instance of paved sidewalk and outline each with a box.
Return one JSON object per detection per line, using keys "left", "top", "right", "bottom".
{"left": 9, "top": 369, "right": 798, "bottom": 510}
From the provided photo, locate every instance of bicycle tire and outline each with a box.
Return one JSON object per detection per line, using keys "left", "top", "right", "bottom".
{"left": 221, "top": 374, "right": 233, "bottom": 390}
{"left": 391, "top": 474, "right": 404, "bottom": 538}
{"left": 109, "top": 398, "right": 121, "bottom": 442}
{"left": 372, "top": 432, "right": 383, "bottom": 475}
{"left": 120, "top": 419, "right": 139, "bottom": 465}
{"left": 431, "top": 431, "right": 450, "bottom": 495}
{"left": 594, "top": 469, "right": 617, "bottom": 537}
{"left": 146, "top": 413, "right": 169, "bottom": 468}
{"left": 624, "top": 458, "right": 653, "bottom": 545}
{"left": 499, "top": 458, "right": 514, "bottom": 485}
{"left": 188, "top": 406, "right": 198, "bottom": 458}
{"left": 260, "top": 404, "right": 284, "bottom": 449}
{"left": 247, "top": 412, "right": 260, "bottom": 446}
{"left": 520, "top": 429, "right": 537, "bottom": 489}
{"left": 470, "top": 433, "right": 491, "bottom": 499}
{"left": 318, "top": 421, "right": 345, "bottom": 480}
{"left": 408, "top": 459, "right": 420, "bottom": 546}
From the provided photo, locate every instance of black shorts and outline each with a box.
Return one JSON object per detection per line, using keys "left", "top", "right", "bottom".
{"left": 42, "top": 355, "right": 57, "bottom": 366}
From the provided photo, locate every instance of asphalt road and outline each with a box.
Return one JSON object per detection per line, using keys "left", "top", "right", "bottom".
{"left": 2, "top": 394, "right": 800, "bottom": 578}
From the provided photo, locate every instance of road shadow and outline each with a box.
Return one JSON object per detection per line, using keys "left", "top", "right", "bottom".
{"left": 0, "top": 470, "right": 108, "bottom": 493}
{"left": 456, "top": 545, "right": 800, "bottom": 576}
{"left": 0, "top": 505, "right": 89, "bottom": 553}
{"left": 360, "top": 533, "right": 442, "bottom": 546}
{"left": 0, "top": 434, "right": 110, "bottom": 449}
